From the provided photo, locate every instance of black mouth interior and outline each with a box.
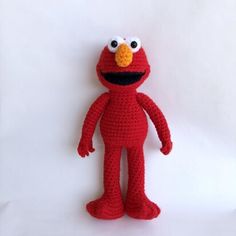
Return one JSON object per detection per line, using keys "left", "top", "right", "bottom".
{"left": 101, "top": 72, "right": 145, "bottom": 85}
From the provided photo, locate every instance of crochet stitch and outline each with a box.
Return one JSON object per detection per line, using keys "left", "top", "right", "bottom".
{"left": 77, "top": 36, "right": 172, "bottom": 220}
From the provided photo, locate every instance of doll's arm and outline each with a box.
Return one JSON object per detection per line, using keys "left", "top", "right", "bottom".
{"left": 137, "top": 92, "right": 172, "bottom": 155}
{"left": 77, "top": 92, "right": 110, "bottom": 157}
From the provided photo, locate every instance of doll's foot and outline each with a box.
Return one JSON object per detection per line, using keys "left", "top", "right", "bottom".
{"left": 86, "top": 196, "right": 124, "bottom": 220}
{"left": 125, "top": 196, "right": 161, "bottom": 220}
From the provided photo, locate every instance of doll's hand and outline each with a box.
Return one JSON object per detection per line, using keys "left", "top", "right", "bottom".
{"left": 160, "top": 141, "right": 172, "bottom": 155}
{"left": 77, "top": 139, "right": 95, "bottom": 158}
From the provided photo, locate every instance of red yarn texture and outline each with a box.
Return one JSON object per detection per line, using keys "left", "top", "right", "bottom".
{"left": 78, "top": 44, "right": 172, "bottom": 220}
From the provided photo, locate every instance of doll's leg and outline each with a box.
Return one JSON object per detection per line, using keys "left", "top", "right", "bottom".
{"left": 125, "top": 145, "right": 160, "bottom": 219}
{"left": 86, "top": 145, "right": 124, "bottom": 219}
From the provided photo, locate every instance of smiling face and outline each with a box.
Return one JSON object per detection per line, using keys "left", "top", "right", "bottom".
{"left": 96, "top": 36, "right": 150, "bottom": 91}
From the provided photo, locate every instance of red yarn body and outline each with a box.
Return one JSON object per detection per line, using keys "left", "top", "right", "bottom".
{"left": 100, "top": 90, "right": 148, "bottom": 147}
{"left": 79, "top": 90, "right": 171, "bottom": 219}
{"left": 78, "top": 42, "right": 172, "bottom": 220}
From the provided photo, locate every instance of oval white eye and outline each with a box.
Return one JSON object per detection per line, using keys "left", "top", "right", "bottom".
{"left": 125, "top": 37, "right": 141, "bottom": 53}
{"left": 107, "top": 36, "right": 124, "bottom": 53}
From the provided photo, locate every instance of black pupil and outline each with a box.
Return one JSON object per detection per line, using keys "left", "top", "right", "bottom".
{"left": 131, "top": 41, "right": 137, "bottom": 48}
{"left": 111, "top": 40, "right": 118, "bottom": 48}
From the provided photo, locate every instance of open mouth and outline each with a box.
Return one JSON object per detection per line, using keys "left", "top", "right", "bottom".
{"left": 101, "top": 72, "right": 145, "bottom": 85}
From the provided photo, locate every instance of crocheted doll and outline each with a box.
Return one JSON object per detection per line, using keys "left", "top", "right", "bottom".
{"left": 77, "top": 36, "right": 172, "bottom": 220}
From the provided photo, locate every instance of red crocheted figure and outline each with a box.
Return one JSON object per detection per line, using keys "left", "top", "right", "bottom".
{"left": 77, "top": 36, "right": 172, "bottom": 220}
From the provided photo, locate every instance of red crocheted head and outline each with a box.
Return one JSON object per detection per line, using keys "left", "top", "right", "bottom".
{"left": 97, "top": 36, "right": 150, "bottom": 91}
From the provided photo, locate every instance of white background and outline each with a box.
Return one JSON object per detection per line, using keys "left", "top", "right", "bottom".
{"left": 1, "top": 0, "right": 236, "bottom": 235}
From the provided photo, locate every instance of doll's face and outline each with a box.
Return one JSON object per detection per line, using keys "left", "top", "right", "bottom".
{"left": 96, "top": 36, "right": 150, "bottom": 91}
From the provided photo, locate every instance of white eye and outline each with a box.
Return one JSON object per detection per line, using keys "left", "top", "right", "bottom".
{"left": 107, "top": 36, "right": 125, "bottom": 53}
{"left": 125, "top": 37, "right": 141, "bottom": 53}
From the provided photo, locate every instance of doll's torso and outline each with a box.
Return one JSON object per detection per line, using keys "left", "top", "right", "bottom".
{"left": 100, "top": 90, "right": 148, "bottom": 146}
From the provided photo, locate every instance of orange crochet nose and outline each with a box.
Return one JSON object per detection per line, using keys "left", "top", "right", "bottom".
{"left": 115, "top": 44, "right": 133, "bottom": 67}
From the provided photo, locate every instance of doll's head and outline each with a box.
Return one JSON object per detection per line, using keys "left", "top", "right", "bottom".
{"left": 96, "top": 36, "right": 150, "bottom": 91}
